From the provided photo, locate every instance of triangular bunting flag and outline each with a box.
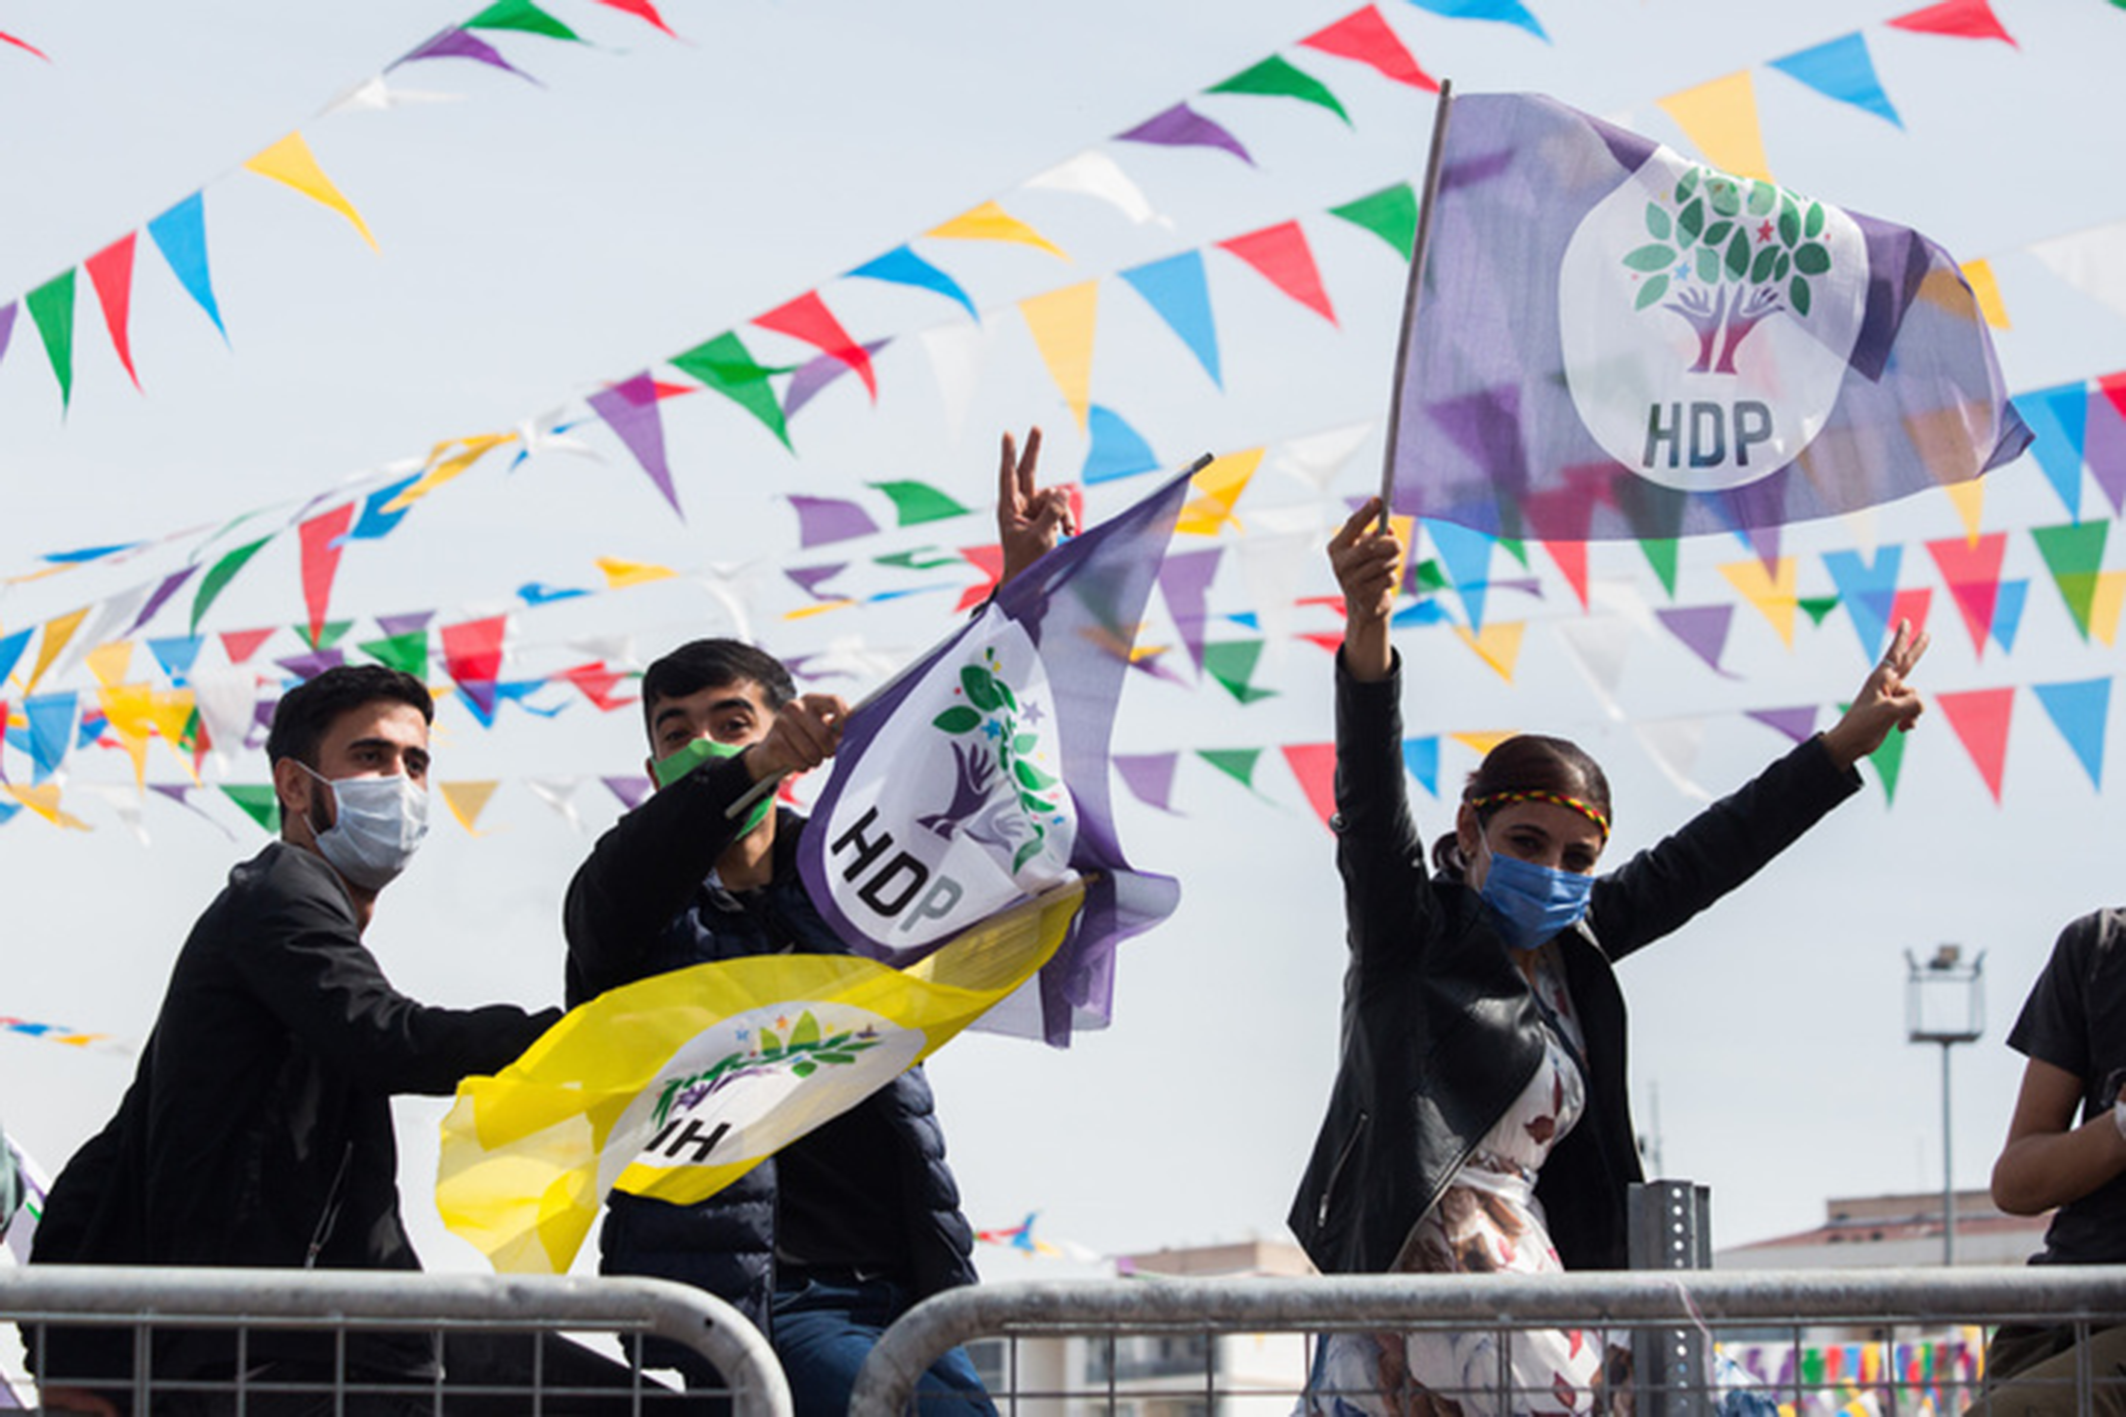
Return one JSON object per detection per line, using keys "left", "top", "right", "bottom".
{"left": 221, "top": 783, "right": 281, "bottom": 833}
{"left": 1656, "top": 604, "right": 1738, "bottom": 677}
{"left": 1329, "top": 183, "right": 1419, "bottom": 260}
{"left": 849, "top": 246, "right": 976, "bottom": 320}
{"left": 84, "top": 234, "right": 142, "bottom": 390}
{"left": 1177, "top": 450, "right": 1262, "bottom": 537}
{"left": 671, "top": 332, "right": 791, "bottom": 449}
{"left": 1082, "top": 405, "right": 1161, "bottom": 484}
{"left": 869, "top": 480, "right": 971, "bottom": 526}
{"left": 147, "top": 193, "right": 227, "bottom": 338}
{"left": 1402, "top": 736, "right": 1441, "bottom": 796}
{"left": 1218, "top": 222, "right": 1336, "bottom": 324}
{"left": 587, "top": 374, "right": 681, "bottom": 516}
{"left": 1656, "top": 70, "right": 1772, "bottom": 182}
{"left": 1116, "top": 103, "right": 1252, "bottom": 164}
{"left": 1208, "top": 56, "right": 1349, "bottom": 123}
{"left": 1452, "top": 620, "right": 1525, "bottom": 681}
{"left": 466, "top": 0, "right": 580, "bottom": 40}
{"left": 1197, "top": 747, "right": 1262, "bottom": 791}
{"left": 298, "top": 505, "right": 356, "bottom": 646}
{"left": 26, "top": 270, "right": 75, "bottom": 409}
{"left": 1283, "top": 743, "right": 1339, "bottom": 830}
{"left": 1748, "top": 706, "right": 1819, "bottom": 744}
{"left": 358, "top": 630, "right": 429, "bottom": 680}
{"left": 243, "top": 132, "right": 378, "bottom": 250}
{"left": 1202, "top": 641, "right": 1277, "bottom": 705}
{"left": 925, "top": 201, "right": 1066, "bottom": 259}
{"left": 755, "top": 291, "right": 876, "bottom": 402}
{"left": 1113, "top": 753, "right": 1182, "bottom": 814}
{"left": 1404, "top": 0, "right": 1546, "bottom": 40}
{"left": 1887, "top": 0, "right": 2016, "bottom": 46}
{"left": 1019, "top": 281, "right": 1098, "bottom": 429}
{"left": 1767, "top": 32, "right": 1902, "bottom": 127}
{"left": 1301, "top": 6, "right": 1437, "bottom": 90}
{"left": 1936, "top": 687, "right": 2014, "bottom": 802}
{"left": 2031, "top": 521, "right": 2107, "bottom": 640}
{"left": 441, "top": 780, "right": 501, "bottom": 834}
{"left": 1718, "top": 556, "right": 1798, "bottom": 646}
{"left": 2033, "top": 678, "right": 2109, "bottom": 789}
{"left": 1120, "top": 252, "right": 1220, "bottom": 386}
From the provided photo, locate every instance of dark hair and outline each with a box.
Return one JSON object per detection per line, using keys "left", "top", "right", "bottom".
{"left": 265, "top": 665, "right": 435, "bottom": 768}
{"left": 1430, "top": 733, "right": 1613, "bottom": 878}
{"left": 640, "top": 638, "right": 796, "bottom": 743}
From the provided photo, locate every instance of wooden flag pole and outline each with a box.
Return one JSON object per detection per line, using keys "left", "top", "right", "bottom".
{"left": 1378, "top": 78, "right": 1456, "bottom": 532}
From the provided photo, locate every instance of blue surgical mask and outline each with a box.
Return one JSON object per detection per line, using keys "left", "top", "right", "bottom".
{"left": 1478, "top": 850, "right": 1593, "bottom": 951}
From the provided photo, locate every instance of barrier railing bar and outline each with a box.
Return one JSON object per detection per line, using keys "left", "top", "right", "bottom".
{"left": 0, "top": 1265, "right": 793, "bottom": 1417}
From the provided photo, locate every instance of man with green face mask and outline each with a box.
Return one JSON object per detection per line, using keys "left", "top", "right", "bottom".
{"left": 562, "top": 430, "right": 1072, "bottom": 1417}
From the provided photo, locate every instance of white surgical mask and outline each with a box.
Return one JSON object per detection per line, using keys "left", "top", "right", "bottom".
{"left": 299, "top": 763, "right": 429, "bottom": 891}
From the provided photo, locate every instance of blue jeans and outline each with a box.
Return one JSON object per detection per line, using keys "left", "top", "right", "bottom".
{"left": 771, "top": 1275, "right": 995, "bottom": 1417}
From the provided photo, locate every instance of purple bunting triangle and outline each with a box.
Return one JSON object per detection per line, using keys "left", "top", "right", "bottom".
{"left": 277, "top": 648, "right": 345, "bottom": 681}
{"left": 786, "top": 564, "right": 847, "bottom": 600}
{"left": 375, "top": 610, "right": 436, "bottom": 639}
{"left": 1656, "top": 604, "right": 1739, "bottom": 677}
{"left": 587, "top": 374, "right": 681, "bottom": 517}
{"left": 1113, "top": 752, "right": 1182, "bottom": 814}
{"left": 2086, "top": 392, "right": 2126, "bottom": 516}
{"left": 394, "top": 27, "right": 536, "bottom": 80}
{"left": 601, "top": 774, "right": 651, "bottom": 811}
{"left": 1747, "top": 705, "right": 1820, "bottom": 744}
{"left": 1116, "top": 103, "right": 1253, "bottom": 164}
{"left": 1157, "top": 546, "right": 1223, "bottom": 674}
{"left": 785, "top": 338, "right": 889, "bottom": 419}
{"left": 0, "top": 301, "right": 14, "bottom": 370}
{"left": 785, "top": 495, "right": 879, "bottom": 548}
{"left": 127, "top": 566, "right": 200, "bottom": 637}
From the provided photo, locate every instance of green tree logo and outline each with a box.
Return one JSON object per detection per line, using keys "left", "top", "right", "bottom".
{"left": 650, "top": 1010, "right": 882, "bottom": 1130}
{"left": 1621, "top": 167, "right": 1837, "bottom": 375}
{"left": 927, "top": 646, "right": 1065, "bottom": 876}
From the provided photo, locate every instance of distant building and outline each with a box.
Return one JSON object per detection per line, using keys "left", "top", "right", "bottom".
{"left": 1715, "top": 1188, "right": 2052, "bottom": 1271}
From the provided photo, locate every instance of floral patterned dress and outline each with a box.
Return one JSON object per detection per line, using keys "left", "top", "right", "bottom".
{"left": 1305, "top": 946, "right": 1613, "bottom": 1417}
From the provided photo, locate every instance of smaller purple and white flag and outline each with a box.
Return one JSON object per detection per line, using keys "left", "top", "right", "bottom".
{"left": 1390, "top": 92, "right": 2031, "bottom": 541}
{"left": 798, "top": 464, "right": 1194, "bottom": 1046}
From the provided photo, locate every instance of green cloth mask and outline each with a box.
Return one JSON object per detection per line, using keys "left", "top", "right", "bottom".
{"left": 652, "top": 738, "right": 772, "bottom": 834}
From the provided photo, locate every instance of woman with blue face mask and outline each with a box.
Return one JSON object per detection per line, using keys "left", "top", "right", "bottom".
{"left": 1291, "top": 499, "right": 1928, "bottom": 1417}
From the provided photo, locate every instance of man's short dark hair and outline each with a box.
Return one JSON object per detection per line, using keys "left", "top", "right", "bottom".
{"left": 266, "top": 665, "right": 435, "bottom": 768}
{"left": 640, "top": 639, "right": 795, "bottom": 742}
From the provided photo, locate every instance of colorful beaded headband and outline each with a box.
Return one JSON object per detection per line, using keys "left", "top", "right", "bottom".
{"left": 1469, "top": 789, "right": 1611, "bottom": 841}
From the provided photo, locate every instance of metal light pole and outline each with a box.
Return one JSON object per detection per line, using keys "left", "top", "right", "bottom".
{"left": 1906, "top": 945, "right": 1985, "bottom": 1266}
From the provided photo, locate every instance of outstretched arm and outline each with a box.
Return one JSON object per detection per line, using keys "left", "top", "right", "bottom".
{"left": 1328, "top": 497, "right": 1402, "bottom": 684}
{"left": 996, "top": 427, "right": 1077, "bottom": 588}
{"left": 1992, "top": 1056, "right": 2126, "bottom": 1214}
{"left": 1820, "top": 619, "right": 1928, "bottom": 771}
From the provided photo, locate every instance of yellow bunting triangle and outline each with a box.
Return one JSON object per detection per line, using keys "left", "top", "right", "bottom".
{"left": 782, "top": 599, "right": 857, "bottom": 621}
{"left": 595, "top": 556, "right": 678, "bottom": 589}
{"left": 1176, "top": 449, "right": 1264, "bottom": 537}
{"left": 1960, "top": 259, "right": 2010, "bottom": 330}
{"left": 2091, "top": 570, "right": 2126, "bottom": 647}
{"left": 1451, "top": 621, "right": 1526, "bottom": 682}
{"left": 85, "top": 639, "right": 135, "bottom": 690}
{"left": 243, "top": 131, "right": 378, "bottom": 250}
{"left": 27, "top": 608, "right": 87, "bottom": 692}
{"left": 97, "top": 684, "right": 158, "bottom": 786}
{"left": 1718, "top": 556, "right": 1797, "bottom": 646}
{"left": 383, "top": 433, "right": 515, "bottom": 514}
{"left": 441, "top": 780, "right": 500, "bottom": 836}
{"left": 1450, "top": 730, "right": 1517, "bottom": 758}
{"left": 925, "top": 200, "right": 1067, "bottom": 260}
{"left": 6, "top": 784, "right": 92, "bottom": 831}
{"left": 1656, "top": 71, "right": 1771, "bottom": 183}
{"left": 1018, "top": 282, "right": 1098, "bottom": 431}
{"left": 149, "top": 690, "right": 201, "bottom": 779}
{"left": 1943, "top": 477, "right": 1986, "bottom": 545}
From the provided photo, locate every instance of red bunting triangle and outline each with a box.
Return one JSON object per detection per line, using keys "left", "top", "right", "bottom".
{"left": 84, "top": 234, "right": 142, "bottom": 391}
{"left": 1282, "top": 742, "right": 1339, "bottom": 831}
{"left": 1298, "top": 631, "right": 1345, "bottom": 654}
{"left": 557, "top": 662, "right": 636, "bottom": 712}
{"left": 2100, "top": 371, "right": 2126, "bottom": 423}
{"left": 1887, "top": 587, "right": 1933, "bottom": 647}
{"left": 1544, "top": 541, "right": 1590, "bottom": 610}
{"left": 440, "top": 614, "right": 508, "bottom": 686}
{"left": 1925, "top": 533, "right": 2006, "bottom": 657}
{"left": 220, "top": 627, "right": 276, "bottom": 664}
{"left": 297, "top": 505, "right": 355, "bottom": 646}
{"left": 1300, "top": 5, "right": 1438, "bottom": 91}
{"left": 586, "top": 0, "right": 676, "bottom": 35}
{"left": 1886, "top": 0, "right": 2016, "bottom": 46}
{"left": 1218, "top": 222, "right": 1337, "bottom": 325}
{"left": 955, "top": 543, "right": 1005, "bottom": 612}
{"left": 755, "top": 291, "right": 876, "bottom": 401}
{"left": 1936, "top": 686, "right": 2014, "bottom": 802}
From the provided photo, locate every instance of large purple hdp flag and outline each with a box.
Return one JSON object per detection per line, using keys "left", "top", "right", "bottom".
{"left": 1389, "top": 92, "right": 2031, "bottom": 541}
{"left": 797, "top": 464, "right": 1193, "bottom": 1046}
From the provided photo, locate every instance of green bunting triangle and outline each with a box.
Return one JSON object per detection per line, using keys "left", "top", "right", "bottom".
{"left": 191, "top": 537, "right": 273, "bottom": 632}
{"left": 295, "top": 619, "right": 355, "bottom": 651}
{"left": 1328, "top": 183, "right": 1418, "bottom": 259}
{"left": 1197, "top": 747, "right": 1262, "bottom": 789}
{"left": 875, "top": 547, "right": 963, "bottom": 571}
{"left": 26, "top": 269, "right": 76, "bottom": 409}
{"left": 357, "top": 630, "right": 430, "bottom": 679}
{"left": 1842, "top": 699, "right": 1909, "bottom": 805}
{"left": 869, "top": 480, "right": 971, "bottom": 526}
{"left": 222, "top": 784, "right": 281, "bottom": 834}
{"left": 1207, "top": 56, "right": 1349, "bottom": 123}
{"left": 1799, "top": 595, "right": 1842, "bottom": 627}
{"left": 465, "top": 0, "right": 580, "bottom": 39}
{"left": 1412, "top": 558, "right": 1449, "bottom": 593}
{"left": 671, "top": 332, "right": 792, "bottom": 449}
{"left": 2032, "top": 521, "right": 2109, "bottom": 640}
{"left": 1201, "top": 641, "right": 1277, "bottom": 706}
{"left": 1637, "top": 538, "right": 1680, "bottom": 599}
{"left": 1497, "top": 537, "right": 1529, "bottom": 570}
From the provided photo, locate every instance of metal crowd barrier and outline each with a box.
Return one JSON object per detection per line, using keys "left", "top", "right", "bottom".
{"left": 850, "top": 1267, "right": 2126, "bottom": 1417}
{"left": 0, "top": 1265, "right": 792, "bottom": 1415}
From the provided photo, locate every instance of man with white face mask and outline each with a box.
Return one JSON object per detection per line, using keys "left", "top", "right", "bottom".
{"left": 28, "top": 666, "right": 565, "bottom": 1414}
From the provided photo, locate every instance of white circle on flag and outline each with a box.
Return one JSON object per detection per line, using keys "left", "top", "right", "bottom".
{"left": 602, "top": 1001, "right": 920, "bottom": 1192}
{"left": 815, "top": 609, "right": 1079, "bottom": 954}
{"left": 1558, "top": 151, "right": 1867, "bottom": 493}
